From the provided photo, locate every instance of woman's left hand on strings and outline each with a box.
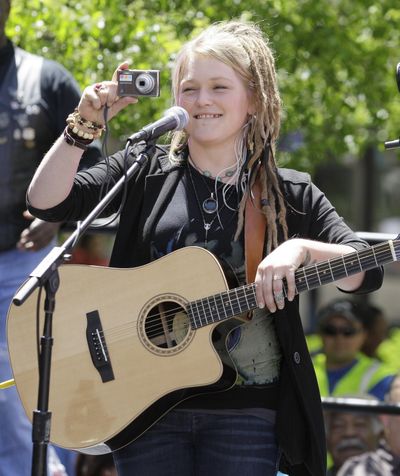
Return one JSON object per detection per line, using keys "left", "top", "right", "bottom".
{"left": 255, "top": 239, "right": 307, "bottom": 313}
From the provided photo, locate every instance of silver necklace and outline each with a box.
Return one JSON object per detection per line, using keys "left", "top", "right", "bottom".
{"left": 202, "top": 192, "right": 218, "bottom": 215}
{"left": 187, "top": 164, "right": 236, "bottom": 245}
{"left": 188, "top": 157, "right": 236, "bottom": 215}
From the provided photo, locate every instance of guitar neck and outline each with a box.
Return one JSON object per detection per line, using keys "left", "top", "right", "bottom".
{"left": 188, "top": 239, "right": 399, "bottom": 329}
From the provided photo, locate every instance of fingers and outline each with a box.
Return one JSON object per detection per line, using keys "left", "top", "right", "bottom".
{"left": 255, "top": 267, "right": 274, "bottom": 312}
{"left": 17, "top": 221, "right": 60, "bottom": 252}
{"left": 83, "top": 80, "right": 119, "bottom": 111}
{"left": 79, "top": 64, "right": 138, "bottom": 123}
{"left": 254, "top": 241, "right": 303, "bottom": 312}
{"left": 285, "top": 269, "right": 296, "bottom": 301}
{"left": 255, "top": 267, "right": 296, "bottom": 313}
{"left": 109, "top": 96, "right": 138, "bottom": 117}
{"left": 92, "top": 61, "right": 133, "bottom": 109}
{"left": 272, "top": 275, "right": 286, "bottom": 311}
{"left": 112, "top": 61, "right": 130, "bottom": 82}
{"left": 22, "top": 209, "right": 34, "bottom": 220}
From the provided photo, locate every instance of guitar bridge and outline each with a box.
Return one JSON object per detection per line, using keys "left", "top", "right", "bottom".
{"left": 86, "top": 310, "right": 115, "bottom": 383}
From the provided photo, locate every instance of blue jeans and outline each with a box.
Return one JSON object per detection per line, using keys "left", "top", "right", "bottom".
{"left": 0, "top": 243, "right": 73, "bottom": 476}
{"left": 114, "top": 409, "right": 280, "bottom": 476}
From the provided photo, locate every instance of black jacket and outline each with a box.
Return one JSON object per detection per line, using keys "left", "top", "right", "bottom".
{"left": 28, "top": 144, "right": 383, "bottom": 475}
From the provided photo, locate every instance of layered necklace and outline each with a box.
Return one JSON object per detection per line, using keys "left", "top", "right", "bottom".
{"left": 187, "top": 162, "right": 238, "bottom": 246}
{"left": 188, "top": 157, "right": 237, "bottom": 215}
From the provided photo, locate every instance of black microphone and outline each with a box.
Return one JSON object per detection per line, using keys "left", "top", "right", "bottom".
{"left": 127, "top": 106, "right": 189, "bottom": 144}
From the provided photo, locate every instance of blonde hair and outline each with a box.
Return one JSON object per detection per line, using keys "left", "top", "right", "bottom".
{"left": 170, "top": 20, "right": 288, "bottom": 252}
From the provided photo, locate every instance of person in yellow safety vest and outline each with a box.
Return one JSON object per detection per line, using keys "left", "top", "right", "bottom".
{"left": 313, "top": 299, "right": 395, "bottom": 401}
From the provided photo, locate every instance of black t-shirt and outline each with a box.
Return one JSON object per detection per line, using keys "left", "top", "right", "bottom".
{"left": 151, "top": 164, "right": 245, "bottom": 283}
{"left": 151, "top": 164, "right": 281, "bottom": 410}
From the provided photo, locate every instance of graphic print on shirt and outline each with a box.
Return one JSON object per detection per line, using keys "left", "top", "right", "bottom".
{"left": 150, "top": 168, "right": 282, "bottom": 387}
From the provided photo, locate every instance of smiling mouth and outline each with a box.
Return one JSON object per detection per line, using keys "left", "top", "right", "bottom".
{"left": 194, "top": 114, "right": 222, "bottom": 119}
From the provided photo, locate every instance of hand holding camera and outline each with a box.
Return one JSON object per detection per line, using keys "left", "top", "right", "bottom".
{"left": 76, "top": 63, "right": 161, "bottom": 130}
{"left": 77, "top": 62, "right": 153, "bottom": 126}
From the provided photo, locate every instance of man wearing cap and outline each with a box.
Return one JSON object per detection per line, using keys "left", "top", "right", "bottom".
{"left": 312, "top": 299, "right": 395, "bottom": 400}
{"left": 324, "top": 399, "right": 383, "bottom": 476}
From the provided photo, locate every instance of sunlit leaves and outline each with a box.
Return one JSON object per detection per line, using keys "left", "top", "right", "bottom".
{"left": 6, "top": 0, "right": 400, "bottom": 165}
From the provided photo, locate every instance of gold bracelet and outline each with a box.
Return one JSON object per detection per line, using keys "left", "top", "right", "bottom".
{"left": 66, "top": 109, "right": 105, "bottom": 138}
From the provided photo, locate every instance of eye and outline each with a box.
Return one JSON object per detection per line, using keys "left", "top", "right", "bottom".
{"left": 182, "top": 87, "right": 196, "bottom": 93}
{"left": 214, "top": 85, "right": 228, "bottom": 90}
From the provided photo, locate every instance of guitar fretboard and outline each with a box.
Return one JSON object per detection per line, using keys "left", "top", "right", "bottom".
{"left": 188, "top": 239, "right": 399, "bottom": 329}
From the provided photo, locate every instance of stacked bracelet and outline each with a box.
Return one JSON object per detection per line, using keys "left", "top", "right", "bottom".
{"left": 63, "top": 126, "right": 92, "bottom": 151}
{"left": 66, "top": 108, "right": 105, "bottom": 140}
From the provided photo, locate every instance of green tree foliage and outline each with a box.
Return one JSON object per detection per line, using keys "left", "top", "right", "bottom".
{"left": 6, "top": 0, "right": 400, "bottom": 169}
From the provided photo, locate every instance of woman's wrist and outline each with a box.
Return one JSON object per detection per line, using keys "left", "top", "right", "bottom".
{"left": 63, "top": 108, "right": 106, "bottom": 151}
{"left": 63, "top": 126, "right": 92, "bottom": 151}
{"left": 66, "top": 108, "right": 105, "bottom": 139}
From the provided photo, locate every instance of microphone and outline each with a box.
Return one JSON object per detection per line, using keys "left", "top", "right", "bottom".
{"left": 384, "top": 138, "right": 400, "bottom": 150}
{"left": 127, "top": 106, "right": 189, "bottom": 144}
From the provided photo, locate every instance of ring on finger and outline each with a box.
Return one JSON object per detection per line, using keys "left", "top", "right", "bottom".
{"left": 274, "top": 291, "right": 285, "bottom": 302}
{"left": 94, "top": 83, "right": 104, "bottom": 93}
{"left": 273, "top": 275, "right": 282, "bottom": 281}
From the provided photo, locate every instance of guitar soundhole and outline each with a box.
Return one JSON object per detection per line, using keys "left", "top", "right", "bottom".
{"left": 139, "top": 297, "right": 194, "bottom": 355}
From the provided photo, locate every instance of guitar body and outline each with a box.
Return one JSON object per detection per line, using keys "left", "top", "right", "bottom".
{"left": 7, "top": 247, "right": 239, "bottom": 454}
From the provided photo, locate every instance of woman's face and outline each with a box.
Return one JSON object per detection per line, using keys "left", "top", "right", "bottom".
{"left": 177, "top": 54, "right": 254, "bottom": 151}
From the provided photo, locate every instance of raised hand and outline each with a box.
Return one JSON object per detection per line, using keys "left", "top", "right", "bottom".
{"left": 77, "top": 62, "right": 138, "bottom": 125}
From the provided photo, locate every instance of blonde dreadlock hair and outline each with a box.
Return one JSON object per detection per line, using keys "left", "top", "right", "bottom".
{"left": 170, "top": 20, "right": 288, "bottom": 253}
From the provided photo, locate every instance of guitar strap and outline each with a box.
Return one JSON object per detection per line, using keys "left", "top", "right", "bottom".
{"left": 244, "top": 168, "right": 267, "bottom": 285}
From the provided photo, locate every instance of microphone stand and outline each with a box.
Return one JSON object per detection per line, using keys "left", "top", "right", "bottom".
{"left": 384, "top": 62, "right": 400, "bottom": 150}
{"left": 384, "top": 138, "right": 400, "bottom": 150}
{"left": 12, "top": 141, "right": 153, "bottom": 476}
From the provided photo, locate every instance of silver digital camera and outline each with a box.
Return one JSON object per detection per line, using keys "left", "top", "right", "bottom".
{"left": 117, "top": 69, "right": 160, "bottom": 97}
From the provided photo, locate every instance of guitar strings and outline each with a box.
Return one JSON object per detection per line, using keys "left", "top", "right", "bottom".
{"left": 99, "top": 261, "right": 384, "bottom": 344}
{"left": 93, "top": 242, "right": 395, "bottom": 342}
{"left": 97, "top": 243, "right": 395, "bottom": 341}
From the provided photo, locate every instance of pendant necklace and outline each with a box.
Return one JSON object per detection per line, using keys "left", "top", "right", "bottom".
{"left": 187, "top": 164, "right": 236, "bottom": 246}
{"left": 203, "top": 194, "right": 218, "bottom": 215}
{"left": 188, "top": 157, "right": 236, "bottom": 215}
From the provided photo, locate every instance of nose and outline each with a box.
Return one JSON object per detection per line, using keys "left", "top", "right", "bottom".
{"left": 343, "top": 421, "right": 358, "bottom": 436}
{"left": 196, "top": 87, "right": 213, "bottom": 106}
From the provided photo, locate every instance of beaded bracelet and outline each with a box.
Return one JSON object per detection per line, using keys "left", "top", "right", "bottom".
{"left": 66, "top": 108, "right": 105, "bottom": 139}
{"left": 63, "top": 126, "right": 92, "bottom": 151}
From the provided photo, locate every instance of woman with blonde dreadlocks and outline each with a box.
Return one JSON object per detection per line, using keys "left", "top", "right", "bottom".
{"left": 27, "top": 20, "right": 382, "bottom": 476}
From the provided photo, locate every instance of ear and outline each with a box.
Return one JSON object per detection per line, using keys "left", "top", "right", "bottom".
{"left": 247, "top": 97, "right": 256, "bottom": 116}
{"left": 359, "top": 329, "right": 368, "bottom": 345}
{"left": 245, "top": 85, "right": 256, "bottom": 115}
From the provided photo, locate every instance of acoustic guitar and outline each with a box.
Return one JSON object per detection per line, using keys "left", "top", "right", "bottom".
{"left": 7, "top": 240, "right": 399, "bottom": 454}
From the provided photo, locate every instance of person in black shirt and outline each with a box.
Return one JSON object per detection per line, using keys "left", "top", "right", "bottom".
{"left": 26, "top": 19, "right": 383, "bottom": 476}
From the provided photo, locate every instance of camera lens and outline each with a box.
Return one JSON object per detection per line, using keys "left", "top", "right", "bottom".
{"left": 135, "top": 73, "right": 155, "bottom": 94}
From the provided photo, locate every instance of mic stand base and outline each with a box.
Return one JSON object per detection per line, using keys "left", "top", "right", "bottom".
{"left": 31, "top": 410, "right": 52, "bottom": 476}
